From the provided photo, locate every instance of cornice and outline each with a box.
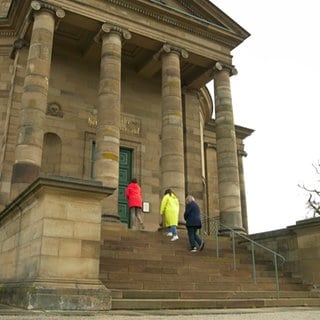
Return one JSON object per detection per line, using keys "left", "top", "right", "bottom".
{"left": 104, "top": 0, "right": 242, "bottom": 48}
{"left": 1, "top": 0, "right": 247, "bottom": 50}
{"left": 48, "top": 0, "right": 244, "bottom": 50}
{"left": 0, "top": 30, "right": 15, "bottom": 37}
{"left": 0, "top": 0, "right": 30, "bottom": 37}
{"left": 205, "top": 120, "right": 254, "bottom": 141}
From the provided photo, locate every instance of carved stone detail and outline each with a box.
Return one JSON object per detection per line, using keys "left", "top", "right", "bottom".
{"left": 87, "top": 112, "right": 141, "bottom": 137}
{"left": 31, "top": 1, "right": 65, "bottom": 18}
{"left": 88, "top": 109, "right": 97, "bottom": 128}
{"left": 95, "top": 23, "right": 132, "bottom": 43}
{"left": 46, "top": 102, "right": 64, "bottom": 118}
{"left": 211, "top": 61, "right": 238, "bottom": 77}
{"left": 154, "top": 43, "right": 189, "bottom": 60}
{"left": 120, "top": 114, "right": 141, "bottom": 137}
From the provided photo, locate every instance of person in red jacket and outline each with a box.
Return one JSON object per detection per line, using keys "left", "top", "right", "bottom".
{"left": 125, "top": 178, "right": 144, "bottom": 229}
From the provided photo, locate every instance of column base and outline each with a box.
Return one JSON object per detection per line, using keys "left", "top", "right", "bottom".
{"left": 0, "top": 280, "right": 111, "bottom": 310}
{"left": 219, "top": 211, "right": 246, "bottom": 234}
{"left": 101, "top": 213, "right": 121, "bottom": 223}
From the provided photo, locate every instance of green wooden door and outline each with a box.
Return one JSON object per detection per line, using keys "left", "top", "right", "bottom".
{"left": 118, "top": 148, "right": 132, "bottom": 225}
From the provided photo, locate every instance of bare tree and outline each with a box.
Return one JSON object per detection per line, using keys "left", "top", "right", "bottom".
{"left": 298, "top": 161, "right": 320, "bottom": 217}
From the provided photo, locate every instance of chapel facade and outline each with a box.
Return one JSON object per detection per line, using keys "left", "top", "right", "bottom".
{"left": 3, "top": 1, "right": 320, "bottom": 312}
{"left": 0, "top": 0, "right": 251, "bottom": 233}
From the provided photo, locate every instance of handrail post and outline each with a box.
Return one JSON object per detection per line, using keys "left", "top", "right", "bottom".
{"left": 231, "top": 231, "right": 236, "bottom": 271}
{"left": 215, "top": 218, "right": 219, "bottom": 258}
{"left": 274, "top": 254, "right": 280, "bottom": 299}
{"left": 251, "top": 242, "right": 257, "bottom": 284}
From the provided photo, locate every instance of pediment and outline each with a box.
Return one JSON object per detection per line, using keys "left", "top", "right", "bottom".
{"left": 147, "top": 0, "right": 250, "bottom": 43}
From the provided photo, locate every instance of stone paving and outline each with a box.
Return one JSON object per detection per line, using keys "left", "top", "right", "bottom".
{"left": 1, "top": 306, "right": 320, "bottom": 320}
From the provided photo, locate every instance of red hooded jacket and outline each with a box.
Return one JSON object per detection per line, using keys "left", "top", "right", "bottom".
{"left": 125, "top": 182, "right": 142, "bottom": 208}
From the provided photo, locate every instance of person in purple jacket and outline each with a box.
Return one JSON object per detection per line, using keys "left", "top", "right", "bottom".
{"left": 126, "top": 178, "right": 144, "bottom": 229}
{"left": 184, "top": 195, "right": 204, "bottom": 252}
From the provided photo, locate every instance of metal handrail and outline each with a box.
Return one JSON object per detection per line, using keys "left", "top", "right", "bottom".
{"left": 201, "top": 216, "right": 286, "bottom": 299}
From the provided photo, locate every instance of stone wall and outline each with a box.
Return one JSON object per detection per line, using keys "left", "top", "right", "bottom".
{"left": 0, "top": 176, "right": 114, "bottom": 310}
{"left": 250, "top": 217, "right": 320, "bottom": 287}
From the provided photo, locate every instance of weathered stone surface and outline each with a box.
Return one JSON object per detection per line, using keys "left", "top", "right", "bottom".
{"left": 0, "top": 176, "right": 114, "bottom": 310}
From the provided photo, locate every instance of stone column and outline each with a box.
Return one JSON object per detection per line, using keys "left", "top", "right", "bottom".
{"left": 159, "top": 44, "right": 188, "bottom": 222}
{"left": 10, "top": 1, "right": 65, "bottom": 200}
{"left": 212, "top": 62, "right": 243, "bottom": 232}
{"left": 238, "top": 149, "right": 249, "bottom": 233}
{"left": 94, "top": 24, "right": 131, "bottom": 222}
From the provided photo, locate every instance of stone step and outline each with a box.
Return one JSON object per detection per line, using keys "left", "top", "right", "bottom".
{"left": 100, "top": 229, "right": 316, "bottom": 309}
{"left": 100, "top": 254, "right": 290, "bottom": 272}
{"left": 101, "top": 228, "right": 261, "bottom": 255}
{"left": 101, "top": 245, "right": 277, "bottom": 269}
{"left": 101, "top": 231, "right": 278, "bottom": 265}
{"left": 100, "top": 256, "right": 303, "bottom": 287}
{"left": 111, "top": 289, "right": 320, "bottom": 300}
{"left": 100, "top": 257, "right": 304, "bottom": 282}
{"left": 111, "top": 297, "right": 320, "bottom": 310}
{"left": 103, "top": 279, "right": 311, "bottom": 292}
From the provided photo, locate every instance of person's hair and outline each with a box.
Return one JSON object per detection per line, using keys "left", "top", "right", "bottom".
{"left": 186, "top": 195, "right": 195, "bottom": 203}
{"left": 131, "top": 178, "right": 137, "bottom": 183}
{"left": 164, "top": 188, "right": 174, "bottom": 196}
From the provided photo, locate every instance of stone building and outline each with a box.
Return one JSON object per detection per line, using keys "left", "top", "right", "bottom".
{"left": 0, "top": 0, "right": 257, "bottom": 310}
{"left": 0, "top": 0, "right": 252, "bottom": 231}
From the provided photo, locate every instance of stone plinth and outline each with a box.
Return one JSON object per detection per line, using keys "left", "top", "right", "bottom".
{"left": 0, "top": 176, "right": 115, "bottom": 310}
{"left": 250, "top": 217, "right": 320, "bottom": 288}
{"left": 294, "top": 217, "right": 320, "bottom": 285}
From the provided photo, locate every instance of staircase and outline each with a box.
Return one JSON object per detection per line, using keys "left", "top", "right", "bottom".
{"left": 99, "top": 228, "right": 320, "bottom": 309}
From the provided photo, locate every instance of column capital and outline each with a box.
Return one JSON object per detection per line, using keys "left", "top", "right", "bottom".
{"left": 94, "top": 23, "right": 132, "bottom": 43}
{"left": 10, "top": 1, "right": 65, "bottom": 59}
{"left": 31, "top": 1, "right": 65, "bottom": 18}
{"left": 154, "top": 43, "right": 189, "bottom": 60}
{"left": 211, "top": 61, "right": 238, "bottom": 78}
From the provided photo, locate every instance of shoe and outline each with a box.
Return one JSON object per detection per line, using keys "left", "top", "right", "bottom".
{"left": 190, "top": 247, "right": 197, "bottom": 252}
{"left": 166, "top": 232, "right": 173, "bottom": 237}
{"left": 199, "top": 241, "right": 205, "bottom": 251}
{"left": 171, "top": 235, "right": 179, "bottom": 241}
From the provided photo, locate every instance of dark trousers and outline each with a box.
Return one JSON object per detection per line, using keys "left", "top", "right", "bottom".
{"left": 187, "top": 226, "right": 202, "bottom": 249}
{"left": 129, "top": 206, "right": 143, "bottom": 228}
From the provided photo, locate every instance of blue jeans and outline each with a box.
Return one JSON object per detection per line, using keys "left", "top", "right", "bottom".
{"left": 187, "top": 226, "right": 202, "bottom": 249}
{"left": 168, "top": 225, "right": 177, "bottom": 236}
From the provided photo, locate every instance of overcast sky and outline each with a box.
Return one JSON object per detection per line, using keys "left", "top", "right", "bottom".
{"left": 208, "top": 1, "right": 320, "bottom": 233}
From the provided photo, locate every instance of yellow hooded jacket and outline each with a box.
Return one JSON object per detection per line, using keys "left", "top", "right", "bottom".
{"left": 160, "top": 193, "right": 179, "bottom": 227}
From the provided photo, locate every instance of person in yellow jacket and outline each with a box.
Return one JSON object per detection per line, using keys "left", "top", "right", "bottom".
{"left": 160, "top": 188, "right": 179, "bottom": 241}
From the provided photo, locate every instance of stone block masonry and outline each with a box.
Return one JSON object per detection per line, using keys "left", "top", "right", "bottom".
{"left": 0, "top": 176, "right": 115, "bottom": 310}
